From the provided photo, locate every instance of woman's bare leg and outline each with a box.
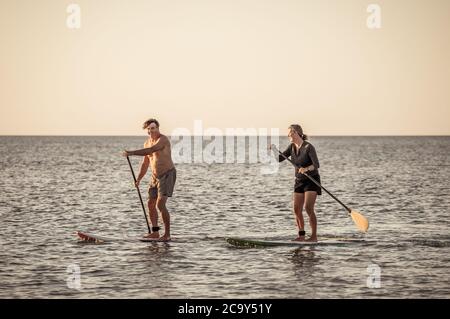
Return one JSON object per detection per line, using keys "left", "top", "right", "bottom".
{"left": 304, "top": 191, "right": 318, "bottom": 242}
{"left": 293, "top": 193, "right": 306, "bottom": 240}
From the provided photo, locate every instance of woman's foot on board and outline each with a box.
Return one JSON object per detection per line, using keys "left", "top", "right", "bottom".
{"left": 293, "top": 230, "right": 306, "bottom": 241}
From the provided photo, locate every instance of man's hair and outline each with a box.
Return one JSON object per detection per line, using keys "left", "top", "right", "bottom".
{"left": 143, "top": 118, "right": 160, "bottom": 129}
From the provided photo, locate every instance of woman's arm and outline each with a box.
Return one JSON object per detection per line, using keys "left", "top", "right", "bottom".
{"left": 307, "top": 144, "right": 320, "bottom": 171}
{"left": 279, "top": 144, "right": 292, "bottom": 162}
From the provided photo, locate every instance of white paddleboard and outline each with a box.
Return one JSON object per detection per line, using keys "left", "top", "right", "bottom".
{"left": 76, "top": 231, "right": 171, "bottom": 243}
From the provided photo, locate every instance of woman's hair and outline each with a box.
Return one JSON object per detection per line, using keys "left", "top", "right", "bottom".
{"left": 289, "top": 124, "right": 308, "bottom": 140}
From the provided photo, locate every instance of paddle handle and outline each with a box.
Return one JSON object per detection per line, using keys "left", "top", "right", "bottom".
{"left": 126, "top": 156, "right": 151, "bottom": 233}
{"left": 274, "top": 146, "right": 352, "bottom": 214}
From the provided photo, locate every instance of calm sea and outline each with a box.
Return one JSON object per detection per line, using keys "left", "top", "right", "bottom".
{"left": 0, "top": 136, "right": 449, "bottom": 298}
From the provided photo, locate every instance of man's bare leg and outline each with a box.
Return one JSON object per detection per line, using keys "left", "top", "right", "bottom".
{"left": 156, "top": 196, "right": 171, "bottom": 241}
{"left": 144, "top": 198, "right": 160, "bottom": 238}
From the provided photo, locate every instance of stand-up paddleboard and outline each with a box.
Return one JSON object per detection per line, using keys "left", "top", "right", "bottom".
{"left": 77, "top": 231, "right": 171, "bottom": 243}
{"left": 226, "top": 237, "right": 366, "bottom": 247}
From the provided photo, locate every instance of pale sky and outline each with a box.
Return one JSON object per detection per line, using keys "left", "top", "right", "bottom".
{"left": 1, "top": 0, "right": 449, "bottom": 135}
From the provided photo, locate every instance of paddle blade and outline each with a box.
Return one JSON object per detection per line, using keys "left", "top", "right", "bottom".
{"left": 350, "top": 210, "right": 369, "bottom": 233}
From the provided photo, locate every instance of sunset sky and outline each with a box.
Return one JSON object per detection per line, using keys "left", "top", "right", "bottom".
{"left": 1, "top": 0, "right": 449, "bottom": 135}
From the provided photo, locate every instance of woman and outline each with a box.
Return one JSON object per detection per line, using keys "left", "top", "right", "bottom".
{"left": 278, "top": 124, "right": 321, "bottom": 242}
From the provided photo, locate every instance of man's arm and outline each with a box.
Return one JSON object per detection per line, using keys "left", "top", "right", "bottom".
{"left": 136, "top": 156, "right": 150, "bottom": 185}
{"left": 123, "top": 136, "right": 168, "bottom": 157}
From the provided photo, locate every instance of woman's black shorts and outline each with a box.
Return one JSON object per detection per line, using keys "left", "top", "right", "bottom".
{"left": 294, "top": 174, "right": 322, "bottom": 195}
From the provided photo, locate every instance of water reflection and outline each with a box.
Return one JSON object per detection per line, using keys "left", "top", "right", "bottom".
{"left": 289, "top": 247, "right": 321, "bottom": 278}
{"left": 142, "top": 242, "right": 172, "bottom": 259}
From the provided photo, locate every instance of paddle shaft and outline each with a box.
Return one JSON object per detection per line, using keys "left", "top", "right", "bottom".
{"left": 275, "top": 147, "right": 352, "bottom": 214}
{"left": 126, "top": 156, "right": 151, "bottom": 233}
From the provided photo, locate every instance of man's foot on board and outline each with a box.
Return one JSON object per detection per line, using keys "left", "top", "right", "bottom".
{"left": 143, "top": 232, "right": 160, "bottom": 239}
{"left": 158, "top": 235, "right": 171, "bottom": 242}
{"left": 306, "top": 236, "right": 318, "bottom": 242}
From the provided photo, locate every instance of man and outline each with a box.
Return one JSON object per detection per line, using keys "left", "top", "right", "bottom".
{"left": 123, "top": 118, "right": 176, "bottom": 241}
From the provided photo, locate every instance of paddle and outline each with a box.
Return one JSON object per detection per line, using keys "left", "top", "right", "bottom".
{"left": 271, "top": 144, "right": 369, "bottom": 233}
{"left": 126, "top": 156, "right": 151, "bottom": 233}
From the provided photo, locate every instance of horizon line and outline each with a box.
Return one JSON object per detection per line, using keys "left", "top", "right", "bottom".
{"left": 1, "top": 134, "right": 449, "bottom": 137}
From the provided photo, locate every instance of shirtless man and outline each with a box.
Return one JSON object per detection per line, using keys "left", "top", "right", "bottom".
{"left": 123, "top": 118, "right": 176, "bottom": 241}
